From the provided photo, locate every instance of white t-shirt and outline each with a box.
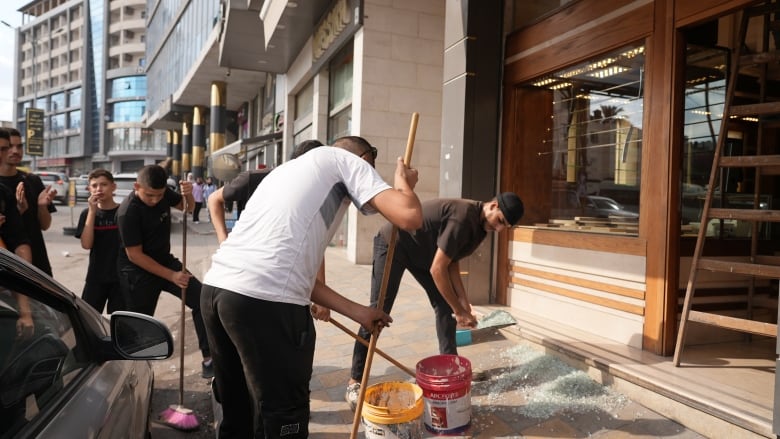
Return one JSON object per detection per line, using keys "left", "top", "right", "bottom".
{"left": 204, "top": 147, "right": 391, "bottom": 305}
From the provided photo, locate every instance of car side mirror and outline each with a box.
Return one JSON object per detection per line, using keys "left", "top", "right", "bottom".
{"left": 110, "top": 312, "right": 174, "bottom": 360}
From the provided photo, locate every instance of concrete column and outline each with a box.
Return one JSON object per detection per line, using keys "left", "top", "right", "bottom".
{"left": 193, "top": 106, "right": 206, "bottom": 180}
{"left": 166, "top": 130, "right": 173, "bottom": 176}
{"left": 172, "top": 130, "right": 182, "bottom": 180}
{"left": 440, "top": 0, "right": 504, "bottom": 304}
{"left": 182, "top": 121, "right": 193, "bottom": 177}
{"left": 210, "top": 81, "right": 227, "bottom": 155}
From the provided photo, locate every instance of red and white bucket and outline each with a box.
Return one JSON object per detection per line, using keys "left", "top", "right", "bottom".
{"left": 415, "top": 354, "right": 472, "bottom": 435}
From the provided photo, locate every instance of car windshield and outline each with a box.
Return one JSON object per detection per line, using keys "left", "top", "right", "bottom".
{"left": 594, "top": 198, "right": 621, "bottom": 210}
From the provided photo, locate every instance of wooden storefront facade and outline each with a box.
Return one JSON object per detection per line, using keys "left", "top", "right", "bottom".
{"left": 498, "top": 0, "right": 773, "bottom": 357}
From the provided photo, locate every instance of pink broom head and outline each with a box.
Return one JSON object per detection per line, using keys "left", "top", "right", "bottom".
{"left": 160, "top": 404, "right": 200, "bottom": 431}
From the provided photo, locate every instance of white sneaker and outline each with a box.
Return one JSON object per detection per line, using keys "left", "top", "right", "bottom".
{"left": 345, "top": 383, "right": 360, "bottom": 411}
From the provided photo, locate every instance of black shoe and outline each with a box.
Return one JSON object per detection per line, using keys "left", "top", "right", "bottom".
{"left": 202, "top": 360, "right": 214, "bottom": 379}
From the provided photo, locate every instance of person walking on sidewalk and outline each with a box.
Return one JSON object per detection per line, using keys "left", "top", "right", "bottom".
{"left": 192, "top": 176, "right": 205, "bottom": 224}
{"left": 117, "top": 164, "right": 214, "bottom": 378}
{"left": 345, "top": 193, "right": 525, "bottom": 409}
{"left": 202, "top": 176, "right": 216, "bottom": 222}
{"left": 74, "top": 169, "right": 124, "bottom": 314}
{"left": 201, "top": 136, "right": 423, "bottom": 438}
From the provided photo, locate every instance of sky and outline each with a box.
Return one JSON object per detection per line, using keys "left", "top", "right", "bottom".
{"left": 0, "top": 1, "right": 32, "bottom": 122}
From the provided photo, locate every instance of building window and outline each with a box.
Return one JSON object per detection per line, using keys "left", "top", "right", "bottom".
{"left": 293, "top": 79, "right": 314, "bottom": 147}
{"left": 520, "top": 43, "right": 645, "bottom": 231}
{"left": 328, "top": 43, "right": 353, "bottom": 142}
{"left": 109, "top": 76, "right": 147, "bottom": 99}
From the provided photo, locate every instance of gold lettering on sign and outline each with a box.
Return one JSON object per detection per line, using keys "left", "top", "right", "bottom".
{"left": 313, "top": 0, "right": 351, "bottom": 61}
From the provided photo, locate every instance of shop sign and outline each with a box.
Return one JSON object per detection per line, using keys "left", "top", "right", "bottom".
{"left": 312, "top": 0, "right": 361, "bottom": 65}
{"left": 26, "top": 108, "right": 44, "bottom": 157}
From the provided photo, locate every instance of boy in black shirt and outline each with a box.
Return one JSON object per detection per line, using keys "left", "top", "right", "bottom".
{"left": 117, "top": 164, "right": 213, "bottom": 378}
{"left": 75, "top": 169, "right": 123, "bottom": 313}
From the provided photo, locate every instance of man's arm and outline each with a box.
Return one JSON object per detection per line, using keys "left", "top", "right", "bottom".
{"left": 36, "top": 186, "right": 55, "bottom": 230}
{"left": 430, "top": 248, "right": 477, "bottom": 328}
{"left": 369, "top": 157, "right": 422, "bottom": 231}
{"left": 310, "top": 279, "right": 391, "bottom": 333}
{"left": 124, "top": 245, "right": 191, "bottom": 289}
{"left": 208, "top": 187, "right": 229, "bottom": 243}
{"left": 79, "top": 206, "right": 96, "bottom": 250}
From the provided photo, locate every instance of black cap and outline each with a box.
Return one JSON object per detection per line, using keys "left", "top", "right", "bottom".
{"left": 497, "top": 192, "right": 524, "bottom": 226}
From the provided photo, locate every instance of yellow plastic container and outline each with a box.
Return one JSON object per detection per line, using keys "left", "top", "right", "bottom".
{"left": 362, "top": 381, "right": 424, "bottom": 439}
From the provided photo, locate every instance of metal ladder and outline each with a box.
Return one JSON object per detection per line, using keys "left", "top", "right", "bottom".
{"left": 673, "top": 0, "right": 780, "bottom": 366}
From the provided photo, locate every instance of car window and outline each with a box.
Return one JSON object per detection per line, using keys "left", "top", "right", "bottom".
{"left": 0, "top": 288, "right": 85, "bottom": 436}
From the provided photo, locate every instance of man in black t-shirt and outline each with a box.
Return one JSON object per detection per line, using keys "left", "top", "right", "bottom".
{"left": 117, "top": 164, "right": 213, "bottom": 378}
{"left": 345, "top": 193, "right": 525, "bottom": 410}
{"left": 0, "top": 128, "right": 56, "bottom": 276}
{"left": 75, "top": 169, "right": 123, "bottom": 314}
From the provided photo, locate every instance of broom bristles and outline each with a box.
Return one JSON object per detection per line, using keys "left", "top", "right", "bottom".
{"left": 160, "top": 404, "right": 200, "bottom": 431}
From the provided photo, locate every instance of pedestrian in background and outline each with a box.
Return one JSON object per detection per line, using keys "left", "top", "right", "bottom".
{"left": 192, "top": 176, "right": 204, "bottom": 224}
{"left": 202, "top": 176, "right": 216, "bottom": 223}
{"left": 75, "top": 169, "right": 123, "bottom": 314}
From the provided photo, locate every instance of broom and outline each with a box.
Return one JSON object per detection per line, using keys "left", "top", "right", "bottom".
{"left": 160, "top": 193, "right": 200, "bottom": 431}
{"left": 350, "top": 112, "right": 418, "bottom": 439}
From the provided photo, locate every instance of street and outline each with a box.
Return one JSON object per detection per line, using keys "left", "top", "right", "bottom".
{"left": 44, "top": 202, "right": 220, "bottom": 438}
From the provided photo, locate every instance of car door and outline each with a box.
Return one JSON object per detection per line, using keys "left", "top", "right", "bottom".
{"left": 0, "top": 258, "right": 150, "bottom": 438}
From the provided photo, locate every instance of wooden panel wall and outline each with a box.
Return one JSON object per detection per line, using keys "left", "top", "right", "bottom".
{"left": 504, "top": 0, "right": 654, "bottom": 85}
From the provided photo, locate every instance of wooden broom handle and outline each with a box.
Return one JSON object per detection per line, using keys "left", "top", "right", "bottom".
{"left": 350, "top": 112, "right": 418, "bottom": 438}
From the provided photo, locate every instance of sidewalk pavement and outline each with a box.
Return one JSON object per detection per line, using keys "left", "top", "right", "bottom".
{"left": 153, "top": 218, "right": 705, "bottom": 438}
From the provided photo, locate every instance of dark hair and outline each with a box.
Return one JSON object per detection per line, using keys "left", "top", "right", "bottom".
{"left": 0, "top": 128, "right": 9, "bottom": 142}
{"left": 290, "top": 139, "right": 324, "bottom": 159}
{"left": 88, "top": 168, "right": 114, "bottom": 182}
{"left": 6, "top": 128, "right": 21, "bottom": 138}
{"left": 137, "top": 164, "right": 168, "bottom": 189}
{"left": 332, "top": 136, "right": 374, "bottom": 157}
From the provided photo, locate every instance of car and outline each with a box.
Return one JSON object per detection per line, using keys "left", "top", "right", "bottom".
{"left": 112, "top": 173, "right": 137, "bottom": 204}
{"left": 583, "top": 195, "right": 639, "bottom": 218}
{"left": 74, "top": 175, "right": 89, "bottom": 202}
{"left": 0, "top": 248, "right": 174, "bottom": 438}
{"left": 36, "top": 172, "right": 69, "bottom": 205}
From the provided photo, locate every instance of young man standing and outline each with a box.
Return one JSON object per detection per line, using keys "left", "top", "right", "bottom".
{"left": 117, "top": 164, "right": 213, "bottom": 378}
{"left": 75, "top": 169, "right": 123, "bottom": 314}
{"left": 0, "top": 128, "right": 56, "bottom": 275}
{"left": 345, "top": 193, "right": 525, "bottom": 409}
{"left": 201, "top": 136, "right": 422, "bottom": 438}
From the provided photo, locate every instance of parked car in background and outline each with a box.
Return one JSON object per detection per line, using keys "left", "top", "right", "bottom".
{"left": 583, "top": 195, "right": 639, "bottom": 218}
{"left": 0, "top": 248, "right": 173, "bottom": 438}
{"left": 113, "top": 173, "right": 137, "bottom": 204}
{"left": 74, "top": 175, "right": 90, "bottom": 202}
{"left": 36, "top": 171, "right": 69, "bottom": 205}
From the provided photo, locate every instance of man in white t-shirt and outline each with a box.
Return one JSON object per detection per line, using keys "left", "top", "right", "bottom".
{"left": 201, "top": 136, "right": 422, "bottom": 438}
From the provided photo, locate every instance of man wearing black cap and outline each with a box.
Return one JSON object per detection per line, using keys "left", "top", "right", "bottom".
{"left": 345, "top": 192, "right": 524, "bottom": 409}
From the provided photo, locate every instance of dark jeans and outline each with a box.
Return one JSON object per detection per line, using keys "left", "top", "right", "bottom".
{"left": 350, "top": 233, "right": 457, "bottom": 381}
{"left": 82, "top": 280, "right": 123, "bottom": 314}
{"left": 201, "top": 285, "right": 314, "bottom": 439}
{"left": 193, "top": 202, "right": 203, "bottom": 222}
{"left": 118, "top": 259, "right": 210, "bottom": 357}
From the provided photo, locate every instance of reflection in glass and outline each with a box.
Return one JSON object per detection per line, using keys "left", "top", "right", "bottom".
{"left": 521, "top": 43, "right": 645, "bottom": 232}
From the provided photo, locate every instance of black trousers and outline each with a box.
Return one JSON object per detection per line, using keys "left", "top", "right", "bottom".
{"left": 81, "top": 280, "right": 123, "bottom": 314}
{"left": 201, "top": 285, "right": 314, "bottom": 439}
{"left": 350, "top": 233, "right": 457, "bottom": 381}
{"left": 118, "top": 259, "right": 210, "bottom": 357}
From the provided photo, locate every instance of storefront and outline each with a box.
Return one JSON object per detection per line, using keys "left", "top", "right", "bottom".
{"left": 500, "top": 0, "right": 775, "bottom": 359}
